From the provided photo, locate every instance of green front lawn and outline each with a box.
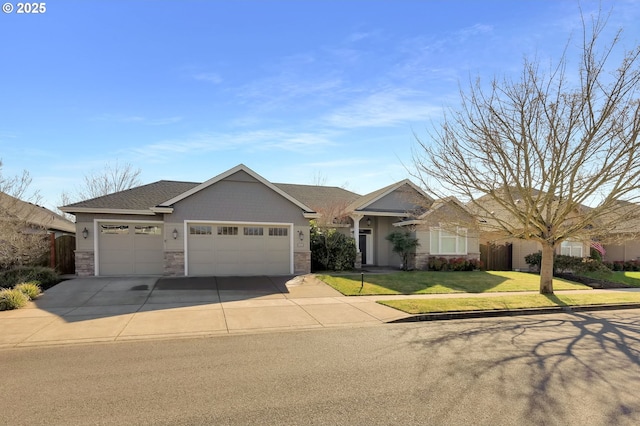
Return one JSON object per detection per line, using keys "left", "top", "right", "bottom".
{"left": 317, "top": 271, "right": 590, "bottom": 296}
{"left": 380, "top": 292, "right": 640, "bottom": 314}
{"left": 577, "top": 271, "right": 640, "bottom": 287}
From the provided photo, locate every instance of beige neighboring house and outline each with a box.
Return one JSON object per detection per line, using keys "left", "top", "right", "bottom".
{"left": 60, "top": 164, "right": 480, "bottom": 277}
{"left": 0, "top": 192, "right": 75, "bottom": 236}
{"left": 470, "top": 189, "right": 592, "bottom": 271}
{"left": 470, "top": 188, "right": 640, "bottom": 270}
{"left": 601, "top": 201, "right": 640, "bottom": 262}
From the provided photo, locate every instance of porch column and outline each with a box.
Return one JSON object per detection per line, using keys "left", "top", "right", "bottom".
{"left": 351, "top": 214, "right": 363, "bottom": 269}
{"left": 350, "top": 214, "right": 363, "bottom": 251}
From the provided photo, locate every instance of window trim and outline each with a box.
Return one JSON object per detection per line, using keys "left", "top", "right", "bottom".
{"left": 561, "top": 240, "right": 583, "bottom": 257}
{"left": 430, "top": 226, "right": 468, "bottom": 255}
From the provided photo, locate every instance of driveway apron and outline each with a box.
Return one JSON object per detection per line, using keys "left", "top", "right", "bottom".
{"left": 0, "top": 275, "right": 408, "bottom": 348}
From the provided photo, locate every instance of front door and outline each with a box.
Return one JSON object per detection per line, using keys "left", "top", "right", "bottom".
{"left": 359, "top": 229, "right": 373, "bottom": 265}
{"left": 359, "top": 234, "right": 368, "bottom": 265}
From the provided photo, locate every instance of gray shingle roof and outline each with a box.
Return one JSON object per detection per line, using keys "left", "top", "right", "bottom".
{"left": 62, "top": 180, "right": 200, "bottom": 211}
{"left": 273, "top": 183, "right": 361, "bottom": 210}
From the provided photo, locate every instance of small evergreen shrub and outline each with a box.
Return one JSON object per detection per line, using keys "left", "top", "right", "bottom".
{"left": 14, "top": 281, "right": 42, "bottom": 300}
{"left": 0, "top": 288, "right": 29, "bottom": 311}
{"left": 0, "top": 266, "right": 60, "bottom": 290}
{"left": 426, "top": 257, "right": 482, "bottom": 271}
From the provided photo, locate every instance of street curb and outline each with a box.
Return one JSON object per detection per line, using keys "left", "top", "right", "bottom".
{"left": 387, "top": 303, "right": 640, "bottom": 323}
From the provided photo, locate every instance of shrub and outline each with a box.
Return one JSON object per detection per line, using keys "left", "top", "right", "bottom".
{"left": 386, "top": 231, "right": 420, "bottom": 271}
{"left": 14, "top": 281, "right": 42, "bottom": 300}
{"left": 524, "top": 251, "right": 542, "bottom": 271}
{"left": 310, "top": 224, "right": 356, "bottom": 272}
{"left": 427, "top": 257, "right": 447, "bottom": 271}
{"left": 0, "top": 266, "right": 60, "bottom": 290}
{"left": 468, "top": 258, "right": 484, "bottom": 270}
{"left": 554, "top": 255, "right": 583, "bottom": 273}
{"left": 0, "top": 288, "right": 29, "bottom": 311}
{"left": 526, "top": 251, "right": 611, "bottom": 274}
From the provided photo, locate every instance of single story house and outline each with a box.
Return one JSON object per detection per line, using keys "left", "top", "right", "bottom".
{"left": 1, "top": 191, "right": 75, "bottom": 237}
{"left": 601, "top": 201, "right": 640, "bottom": 262}
{"left": 470, "top": 188, "right": 640, "bottom": 270}
{"left": 60, "top": 164, "right": 480, "bottom": 277}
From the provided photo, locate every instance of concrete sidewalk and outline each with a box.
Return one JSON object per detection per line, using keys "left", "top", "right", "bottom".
{"left": 0, "top": 275, "right": 410, "bottom": 349}
{"left": 3, "top": 275, "right": 640, "bottom": 349}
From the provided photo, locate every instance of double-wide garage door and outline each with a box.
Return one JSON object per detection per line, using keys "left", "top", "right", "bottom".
{"left": 98, "top": 223, "right": 164, "bottom": 275}
{"left": 187, "top": 223, "right": 291, "bottom": 276}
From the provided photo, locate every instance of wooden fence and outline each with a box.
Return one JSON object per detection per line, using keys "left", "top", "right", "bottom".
{"left": 480, "top": 243, "right": 513, "bottom": 271}
{"left": 51, "top": 234, "right": 76, "bottom": 274}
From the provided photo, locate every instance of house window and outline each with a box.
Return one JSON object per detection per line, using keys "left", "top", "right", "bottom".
{"left": 217, "top": 226, "right": 238, "bottom": 236}
{"left": 430, "top": 227, "right": 467, "bottom": 255}
{"left": 135, "top": 225, "right": 161, "bottom": 235}
{"left": 268, "top": 227, "right": 288, "bottom": 237}
{"left": 561, "top": 240, "right": 583, "bottom": 257}
{"left": 189, "top": 225, "right": 212, "bottom": 235}
{"left": 244, "top": 227, "right": 264, "bottom": 236}
{"left": 100, "top": 224, "right": 129, "bottom": 235}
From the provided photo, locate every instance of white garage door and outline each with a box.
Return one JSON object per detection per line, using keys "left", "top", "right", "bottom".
{"left": 98, "top": 223, "right": 164, "bottom": 275}
{"left": 187, "top": 223, "right": 291, "bottom": 276}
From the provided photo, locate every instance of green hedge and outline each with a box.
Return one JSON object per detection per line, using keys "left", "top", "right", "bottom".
{"left": 0, "top": 266, "right": 60, "bottom": 290}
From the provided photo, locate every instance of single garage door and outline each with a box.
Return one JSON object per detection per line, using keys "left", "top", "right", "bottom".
{"left": 187, "top": 223, "right": 291, "bottom": 276}
{"left": 98, "top": 223, "right": 164, "bottom": 275}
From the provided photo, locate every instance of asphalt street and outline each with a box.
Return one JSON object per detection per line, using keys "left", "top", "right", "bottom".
{"left": 3, "top": 309, "right": 640, "bottom": 425}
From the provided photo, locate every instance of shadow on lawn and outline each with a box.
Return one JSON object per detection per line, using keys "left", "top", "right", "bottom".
{"left": 331, "top": 271, "right": 513, "bottom": 294}
{"left": 397, "top": 310, "right": 640, "bottom": 424}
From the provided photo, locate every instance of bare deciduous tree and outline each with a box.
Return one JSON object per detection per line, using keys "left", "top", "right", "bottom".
{"left": 412, "top": 11, "right": 640, "bottom": 294}
{"left": 0, "top": 161, "right": 49, "bottom": 270}
{"left": 59, "top": 161, "right": 142, "bottom": 219}
{"left": 77, "top": 160, "right": 142, "bottom": 200}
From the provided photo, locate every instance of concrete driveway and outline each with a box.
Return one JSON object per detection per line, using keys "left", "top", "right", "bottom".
{"left": 0, "top": 275, "right": 409, "bottom": 348}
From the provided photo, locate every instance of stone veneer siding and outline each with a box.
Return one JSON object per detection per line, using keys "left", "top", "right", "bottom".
{"left": 164, "top": 250, "right": 185, "bottom": 276}
{"left": 294, "top": 252, "right": 311, "bottom": 274}
{"left": 75, "top": 250, "right": 95, "bottom": 276}
{"left": 354, "top": 252, "right": 362, "bottom": 270}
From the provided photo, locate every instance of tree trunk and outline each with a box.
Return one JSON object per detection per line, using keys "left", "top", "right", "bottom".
{"left": 540, "top": 243, "right": 555, "bottom": 294}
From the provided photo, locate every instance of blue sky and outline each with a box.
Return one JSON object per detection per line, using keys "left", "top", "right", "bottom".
{"left": 2, "top": 0, "right": 639, "bottom": 211}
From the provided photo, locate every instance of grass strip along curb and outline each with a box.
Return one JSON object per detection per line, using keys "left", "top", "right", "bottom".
{"left": 379, "top": 293, "right": 640, "bottom": 320}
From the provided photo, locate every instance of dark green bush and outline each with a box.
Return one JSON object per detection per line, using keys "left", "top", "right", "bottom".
{"left": 526, "top": 250, "right": 611, "bottom": 274}
{"left": 426, "top": 257, "right": 483, "bottom": 271}
{"left": 524, "top": 251, "right": 542, "bottom": 270}
{"left": 310, "top": 224, "right": 356, "bottom": 272}
{"left": 0, "top": 266, "right": 60, "bottom": 290}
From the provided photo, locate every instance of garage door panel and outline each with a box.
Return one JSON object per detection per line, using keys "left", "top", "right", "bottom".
{"left": 187, "top": 223, "right": 291, "bottom": 276}
{"left": 98, "top": 223, "right": 163, "bottom": 276}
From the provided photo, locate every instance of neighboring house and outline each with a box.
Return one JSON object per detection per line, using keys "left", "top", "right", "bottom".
{"left": 60, "top": 164, "right": 480, "bottom": 277}
{"left": 1, "top": 191, "right": 76, "bottom": 271}
{"left": 470, "top": 188, "right": 640, "bottom": 270}
{"left": 0, "top": 192, "right": 75, "bottom": 236}
{"left": 601, "top": 201, "right": 640, "bottom": 262}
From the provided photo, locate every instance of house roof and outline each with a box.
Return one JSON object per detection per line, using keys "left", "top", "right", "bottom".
{"left": 59, "top": 164, "right": 434, "bottom": 221}
{"left": 61, "top": 180, "right": 200, "bottom": 214}
{"left": 273, "top": 183, "right": 361, "bottom": 210}
{"left": 1, "top": 192, "right": 75, "bottom": 233}
{"left": 156, "top": 164, "right": 316, "bottom": 215}
{"left": 346, "top": 179, "right": 431, "bottom": 216}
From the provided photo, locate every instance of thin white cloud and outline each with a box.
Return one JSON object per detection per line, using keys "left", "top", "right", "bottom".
{"left": 323, "top": 88, "right": 441, "bottom": 128}
{"left": 91, "top": 114, "right": 182, "bottom": 126}
{"left": 131, "top": 129, "right": 338, "bottom": 161}
{"left": 193, "top": 72, "right": 223, "bottom": 84}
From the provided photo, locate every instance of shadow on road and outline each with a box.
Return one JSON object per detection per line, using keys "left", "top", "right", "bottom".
{"left": 398, "top": 310, "right": 640, "bottom": 424}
